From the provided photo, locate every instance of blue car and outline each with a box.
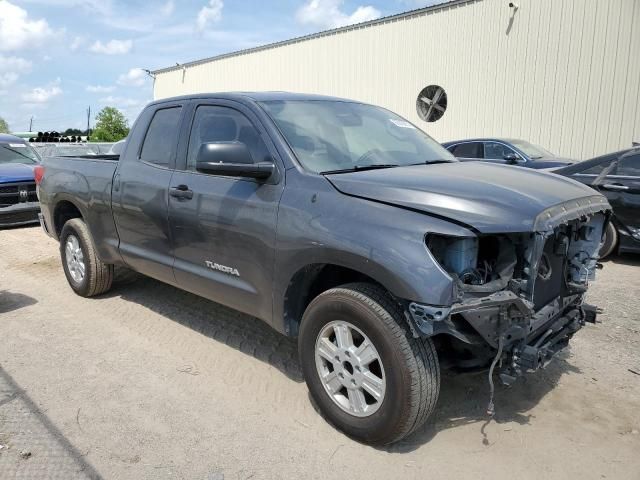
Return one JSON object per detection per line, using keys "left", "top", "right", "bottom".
{"left": 0, "top": 133, "right": 42, "bottom": 227}
{"left": 442, "top": 138, "right": 576, "bottom": 169}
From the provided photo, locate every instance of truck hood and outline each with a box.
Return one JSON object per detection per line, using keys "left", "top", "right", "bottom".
{"left": 0, "top": 163, "right": 36, "bottom": 183}
{"left": 326, "top": 162, "right": 610, "bottom": 233}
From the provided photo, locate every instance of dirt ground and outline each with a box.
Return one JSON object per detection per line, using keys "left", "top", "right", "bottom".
{"left": 0, "top": 226, "right": 639, "bottom": 480}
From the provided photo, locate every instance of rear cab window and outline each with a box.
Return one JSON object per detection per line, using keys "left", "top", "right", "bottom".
{"left": 140, "top": 106, "right": 183, "bottom": 167}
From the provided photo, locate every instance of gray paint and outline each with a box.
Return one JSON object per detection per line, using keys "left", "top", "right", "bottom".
{"left": 38, "top": 93, "right": 610, "bottom": 338}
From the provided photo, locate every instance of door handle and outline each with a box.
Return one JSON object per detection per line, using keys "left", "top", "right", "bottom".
{"left": 601, "top": 183, "right": 629, "bottom": 192}
{"left": 169, "top": 185, "right": 194, "bottom": 199}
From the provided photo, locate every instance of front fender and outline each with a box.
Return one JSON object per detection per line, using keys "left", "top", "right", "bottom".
{"left": 272, "top": 182, "right": 475, "bottom": 333}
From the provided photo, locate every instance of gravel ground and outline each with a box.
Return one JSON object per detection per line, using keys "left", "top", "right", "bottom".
{"left": 0, "top": 226, "right": 639, "bottom": 480}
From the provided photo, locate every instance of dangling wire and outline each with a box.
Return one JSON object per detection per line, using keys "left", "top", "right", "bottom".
{"left": 486, "top": 335, "right": 505, "bottom": 416}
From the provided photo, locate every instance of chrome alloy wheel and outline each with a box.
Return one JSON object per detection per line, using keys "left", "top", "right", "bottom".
{"left": 315, "top": 320, "right": 386, "bottom": 417}
{"left": 65, "top": 234, "right": 85, "bottom": 283}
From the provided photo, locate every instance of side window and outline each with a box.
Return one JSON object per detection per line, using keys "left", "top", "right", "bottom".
{"left": 452, "top": 142, "right": 483, "bottom": 158}
{"left": 617, "top": 154, "right": 640, "bottom": 177}
{"left": 581, "top": 162, "right": 607, "bottom": 175}
{"left": 484, "top": 142, "right": 515, "bottom": 160}
{"left": 577, "top": 153, "right": 618, "bottom": 175}
{"left": 140, "top": 107, "right": 182, "bottom": 167}
{"left": 186, "top": 105, "right": 271, "bottom": 171}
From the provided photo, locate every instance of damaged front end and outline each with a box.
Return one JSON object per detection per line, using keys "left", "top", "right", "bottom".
{"left": 408, "top": 195, "right": 610, "bottom": 387}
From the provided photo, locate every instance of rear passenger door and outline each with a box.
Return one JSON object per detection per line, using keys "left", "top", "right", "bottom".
{"left": 448, "top": 142, "right": 483, "bottom": 162}
{"left": 168, "top": 100, "right": 284, "bottom": 322}
{"left": 112, "top": 103, "right": 185, "bottom": 284}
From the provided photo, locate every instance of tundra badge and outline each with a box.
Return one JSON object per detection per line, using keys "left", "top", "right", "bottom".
{"left": 205, "top": 260, "right": 240, "bottom": 277}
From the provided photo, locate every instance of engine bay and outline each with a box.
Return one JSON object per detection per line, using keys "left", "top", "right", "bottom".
{"left": 427, "top": 212, "right": 607, "bottom": 306}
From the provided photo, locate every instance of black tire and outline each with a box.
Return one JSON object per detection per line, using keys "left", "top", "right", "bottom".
{"left": 599, "top": 221, "right": 618, "bottom": 259}
{"left": 298, "top": 282, "right": 440, "bottom": 445}
{"left": 60, "top": 218, "right": 113, "bottom": 297}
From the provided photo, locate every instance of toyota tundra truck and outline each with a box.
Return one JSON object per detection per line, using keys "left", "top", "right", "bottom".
{"left": 36, "top": 93, "right": 610, "bottom": 445}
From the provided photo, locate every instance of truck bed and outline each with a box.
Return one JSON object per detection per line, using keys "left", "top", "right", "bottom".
{"left": 39, "top": 155, "right": 121, "bottom": 263}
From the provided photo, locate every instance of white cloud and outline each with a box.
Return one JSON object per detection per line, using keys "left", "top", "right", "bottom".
{"left": 0, "top": 55, "right": 32, "bottom": 88}
{"left": 22, "top": 80, "right": 63, "bottom": 104}
{"left": 98, "top": 96, "right": 143, "bottom": 108}
{"left": 0, "top": 1, "right": 55, "bottom": 51}
{"left": 86, "top": 85, "right": 115, "bottom": 93}
{"left": 89, "top": 39, "right": 133, "bottom": 55}
{"left": 296, "top": 0, "right": 380, "bottom": 29}
{"left": 197, "top": 0, "right": 224, "bottom": 31}
{"left": 161, "top": 0, "right": 175, "bottom": 16}
{"left": 0, "top": 56, "right": 32, "bottom": 74}
{"left": 116, "top": 68, "right": 147, "bottom": 87}
{"left": 0, "top": 73, "right": 19, "bottom": 89}
{"left": 70, "top": 36, "right": 84, "bottom": 51}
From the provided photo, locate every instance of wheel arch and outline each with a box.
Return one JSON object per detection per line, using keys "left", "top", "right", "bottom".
{"left": 53, "top": 197, "right": 85, "bottom": 239}
{"left": 279, "top": 262, "right": 396, "bottom": 337}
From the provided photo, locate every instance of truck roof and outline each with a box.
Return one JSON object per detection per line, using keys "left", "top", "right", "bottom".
{"left": 151, "top": 91, "right": 359, "bottom": 106}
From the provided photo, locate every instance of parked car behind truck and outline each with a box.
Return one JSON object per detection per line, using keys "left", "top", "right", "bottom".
{"left": 0, "top": 134, "right": 41, "bottom": 227}
{"left": 37, "top": 93, "right": 610, "bottom": 445}
{"left": 554, "top": 147, "right": 640, "bottom": 257}
{"left": 443, "top": 137, "right": 575, "bottom": 168}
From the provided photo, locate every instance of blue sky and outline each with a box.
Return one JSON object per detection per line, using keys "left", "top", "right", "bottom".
{"left": 0, "top": 0, "right": 439, "bottom": 133}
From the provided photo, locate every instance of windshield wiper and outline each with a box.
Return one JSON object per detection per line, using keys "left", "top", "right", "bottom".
{"left": 408, "top": 159, "right": 453, "bottom": 166}
{"left": 320, "top": 164, "right": 398, "bottom": 175}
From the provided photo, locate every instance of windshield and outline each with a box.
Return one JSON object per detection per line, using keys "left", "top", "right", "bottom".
{"left": 508, "top": 139, "right": 554, "bottom": 159}
{"left": 260, "top": 100, "right": 456, "bottom": 173}
{"left": 0, "top": 142, "right": 40, "bottom": 164}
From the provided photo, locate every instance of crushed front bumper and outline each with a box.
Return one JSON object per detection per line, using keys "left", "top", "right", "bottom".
{"left": 407, "top": 292, "right": 596, "bottom": 383}
{"left": 0, "top": 202, "right": 40, "bottom": 227}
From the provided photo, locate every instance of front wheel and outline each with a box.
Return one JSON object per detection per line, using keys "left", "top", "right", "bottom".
{"left": 60, "top": 218, "right": 113, "bottom": 297}
{"left": 298, "top": 283, "right": 440, "bottom": 445}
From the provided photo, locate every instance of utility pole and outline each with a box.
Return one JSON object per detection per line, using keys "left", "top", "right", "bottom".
{"left": 29, "top": 116, "right": 33, "bottom": 132}
{"left": 86, "top": 106, "right": 91, "bottom": 134}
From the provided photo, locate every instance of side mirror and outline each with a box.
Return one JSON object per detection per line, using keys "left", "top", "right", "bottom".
{"left": 195, "top": 142, "right": 274, "bottom": 180}
{"left": 503, "top": 152, "right": 520, "bottom": 164}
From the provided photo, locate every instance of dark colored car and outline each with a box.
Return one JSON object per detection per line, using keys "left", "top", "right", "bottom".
{"left": 554, "top": 147, "right": 640, "bottom": 257}
{"left": 442, "top": 138, "right": 575, "bottom": 169}
{"left": 0, "top": 133, "right": 41, "bottom": 227}
{"left": 36, "top": 93, "right": 610, "bottom": 445}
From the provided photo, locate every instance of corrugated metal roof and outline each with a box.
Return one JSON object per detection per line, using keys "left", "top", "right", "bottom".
{"left": 152, "top": 0, "right": 476, "bottom": 74}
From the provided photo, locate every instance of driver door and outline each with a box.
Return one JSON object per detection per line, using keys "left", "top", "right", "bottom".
{"left": 168, "top": 101, "right": 284, "bottom": 322}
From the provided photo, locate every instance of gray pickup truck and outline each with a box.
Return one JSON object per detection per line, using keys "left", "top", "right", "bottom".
{"left": 37, "top": 92, "right": 610, "bottom": 445}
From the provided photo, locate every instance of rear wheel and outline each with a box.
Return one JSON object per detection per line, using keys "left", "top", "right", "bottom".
{"left": 599, "top": 221, "right": 618, "bottom": 259}
{"left": 298, "top": 283, "right": 440, "bottom": 445}
{"left": 60, "top": 218, "right": 113, "bottom": 297}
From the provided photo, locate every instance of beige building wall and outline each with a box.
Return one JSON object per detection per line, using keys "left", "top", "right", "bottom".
{"left": 153, "top": 0, "right": 640, "bottom": 160}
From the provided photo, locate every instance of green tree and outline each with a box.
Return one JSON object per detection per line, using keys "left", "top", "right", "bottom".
{"left": 0, "top": 117, "right": 9, "bottom": 134}
{"left": 64, "top": 128, "right": 83, "bottom": 136}
{"left": 91, "top": 107, "right": 129, "bottom": 142}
